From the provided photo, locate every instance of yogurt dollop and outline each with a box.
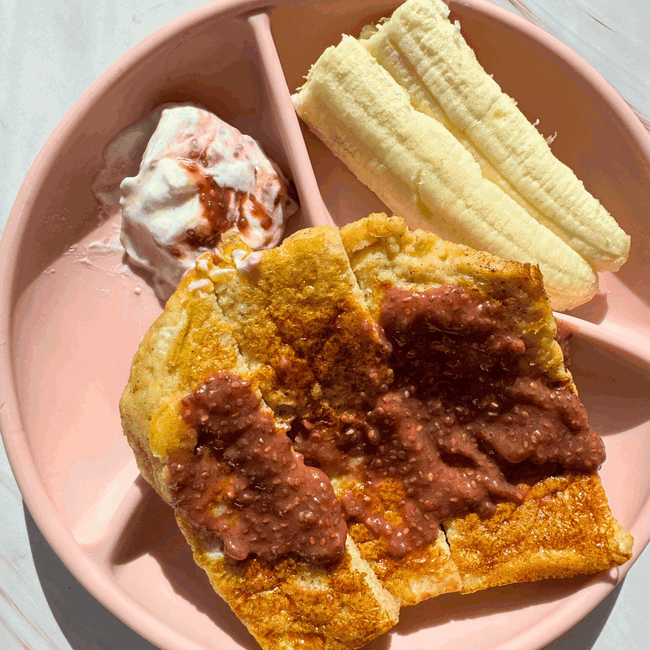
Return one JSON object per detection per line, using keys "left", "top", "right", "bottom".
{"left": 119, "top": 104, "right": 298, "bottom": 299}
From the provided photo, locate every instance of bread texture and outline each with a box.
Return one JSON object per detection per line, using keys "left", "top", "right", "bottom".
{"left": 444, "top": 472, "right": 634, "bottom": 593}
{"left": 120, "top": 214, "right": 632, "bottom": 648}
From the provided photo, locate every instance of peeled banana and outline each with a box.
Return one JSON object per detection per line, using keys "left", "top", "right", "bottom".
{"left": 292, "top": 0, "right": 630, "bottom": 311}
{"left": 361, "top": 0, "right": 629, "bottom": 273}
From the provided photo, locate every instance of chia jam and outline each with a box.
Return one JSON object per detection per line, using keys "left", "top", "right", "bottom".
{"left": 169, "top": 371, "right": 346, "bottom": 565}
{"left": 292, "top": 285, "right": 603, "bottom": 558}
{"left": 170, "top": 285, "right": 603, "bottom": 563}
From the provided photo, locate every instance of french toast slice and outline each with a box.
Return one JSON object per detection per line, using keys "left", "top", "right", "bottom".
{"left": 119, "top": 266, "right": 400, "bottom": 650}
{"left": 121, "top": 214, "right": 633, "bottom": 647}
{"left": 340, "top": 213, "right": 633, "bottom": 592}
{"left": 444, "top": 472, "right": 634, "bottom": 593}
{"left": 207, "top": 226, "right": 463, "bottom": 605}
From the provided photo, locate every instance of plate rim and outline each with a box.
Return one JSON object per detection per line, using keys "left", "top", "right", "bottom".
{"left": 1, "top": 1, "right": 650, "bottom": 650}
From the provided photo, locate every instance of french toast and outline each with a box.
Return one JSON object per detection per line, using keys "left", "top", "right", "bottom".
{"left": 207, "top": 225, "right": 463, "bottom": 606}
{"left": 119, "top": 265, "right": 400, "bottom": 650}
{"left": 340, "top": 214, "right": 633, "bottom": 593}
{"left": 120, "top": 214, "right": 632, "bottom": 648}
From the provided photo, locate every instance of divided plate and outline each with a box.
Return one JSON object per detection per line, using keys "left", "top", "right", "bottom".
{"left": 1, "top": 1, "right": 650, "bottom": 649}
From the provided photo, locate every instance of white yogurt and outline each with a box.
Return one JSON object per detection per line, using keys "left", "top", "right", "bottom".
{"left": 96, "top": 104, "right": 298, "bottom": 300}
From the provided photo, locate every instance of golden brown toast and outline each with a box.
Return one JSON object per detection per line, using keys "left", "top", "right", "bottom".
{"left": 207, "top": 226, "right": 463, "bottom": 605}
{"left": 120, "top": 266, "right": 400, "bottom": 650}
{"left": 120, "top": 214, "right": 632, "bottom": 649}
{"left": 340, "top": 213, "right": 633, "bottom": 591}
{"left": 444, "top": 472, "right": 634, "bottom": 593}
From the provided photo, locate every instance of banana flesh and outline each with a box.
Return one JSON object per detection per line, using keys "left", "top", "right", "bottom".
{"left": 360, "top": 0, "right": 629, "bottom": 273}
{"left": 293, "top": 35, "right": 598, "bottom": 311}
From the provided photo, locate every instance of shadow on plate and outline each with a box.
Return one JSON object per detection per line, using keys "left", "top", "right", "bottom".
{"left": 387, "top": 571, "right": 616, "bottom": 639}
{"left": 26, "top": 484, "right": 625, "bottom": 650}
{"left": 570, "top": 334, "right": 650, "bottom": 435}
{"left": 566, "top": 293, "right": 610, "bottom": 324}
{"left": 538, "top": 580, "right": 624, "bottom": 650}
{"left": 110, "top": 477, "right": 255, "bottom": 649}
{"left": 25, "top": 503, "right": 159, "bottom": 650}
{"left": 369, "top": 576, "right": 624, "bottom": 649}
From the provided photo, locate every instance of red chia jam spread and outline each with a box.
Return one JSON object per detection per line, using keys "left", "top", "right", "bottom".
{"left": 180, "top": 160, "right": 293, "bottom": 250}
{"left": 168, "top": 371, "right": 346, "bottom": 565}
{"left": 292, "top": 285, "right": 605, "bottom": 558}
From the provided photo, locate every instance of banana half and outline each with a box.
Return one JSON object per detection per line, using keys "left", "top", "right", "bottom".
{"left": 292, "top": 0, "right": 630, "bottom": 311}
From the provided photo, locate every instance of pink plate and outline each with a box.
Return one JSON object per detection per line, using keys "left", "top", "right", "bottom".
{"left": 2, "top": 1, "right": 650, "bottom": 649}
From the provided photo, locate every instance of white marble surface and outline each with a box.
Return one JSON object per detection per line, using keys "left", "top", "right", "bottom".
{"left": 1, "top": 1, "right": 649, "bottom": 649}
